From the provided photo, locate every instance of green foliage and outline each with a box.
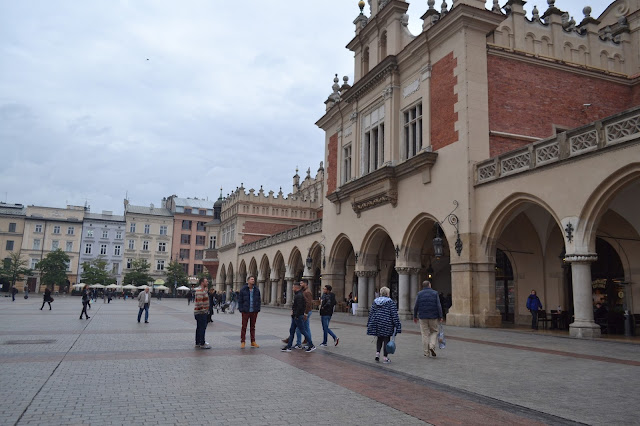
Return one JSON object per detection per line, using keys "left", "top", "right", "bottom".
{"left": 81, "top": 257, "right": 116, "bottom": 286}
{"left": 36, "top": 249, "right": 70, "bottom": 289}
{"left": 0, "top": 251, "right": 32, "bottom": 287}
{"left": 123, "top": 258, "right": 152, "bottom": 286}
{"left": 165, "top": 260, "right": 188, "bottom": 290}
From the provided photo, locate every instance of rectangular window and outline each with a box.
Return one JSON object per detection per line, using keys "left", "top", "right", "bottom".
{"left": 5, "top": 240, "right": 14, "bottom": 250}
{"left": 31, "top": 258, "right": 39, "bottom": 269}
{"left": 209, "top": 236, "right": 216, "bottom": 249}
{"left": 362, "top": 105, "right": 385, "bottom": 175}
{"left": 130, "top": 223, "right": 136, "bottom": 233}
{"left": 403, "top": 103, "right": 423, "bottom": 159}
{"left": 66, "top": 241, "right": 73, "bottom": 252}
{"left": 9, "top": 223, "right": 17, "bottom": 232}
{"left": 180, "top": 263, "right": 189, "bottom": 274}
{"left": 144, "top": 224, "right": 150, "bottom": 234}
{"left": 159, "top": 225, "right": 168, "bottom": 235}
{"left": 179, "top": 248, "right": 190, "bottom": 259}
{"left": 181, "top": 234, "right": 191, "bottom": 244}
{"left": 184, "top": 208, "right": 192, "bottom": 214}
{"left": 67, "top": 226, "right": 75, "bottom": 235}
{"left": 197, "top": 221, "right": 206, "bottom": 231}
{"left": 127, "top": 258, "right": 133, "bottom": 269}
{"left": 182, "top": 220, "right": 192, "bottom": 230}
{"left": 112, "top": 263, "right": 119, "bottom": 274}
{"left": 87, "top": 230, "right": 94, "bottom": 237}
{"left": 85, "top": 243, "right": 92, "bottom": 254}
{"left": 53, "top": 225, "right": 61, "bottom": 234}
{"left": 193, "top": 264, "right": 203, "bottom": 275}
{"left": 195, "top": 250, "right": 204, "bottom": 260}
{"left": 342, "top": 145, "right": 352, "bottom": 184}
{"left": 102, "top": 230, "right": 109, "bottom": 238}
{"left": 158, "top": 242, "right": 166, "bottom": 252}
{"left": 65, "top": 261, "right": 71, "bottom": 272}
{"left": 114, "top": 245, "right": 121, "bottom": 256}
{"left": 115, "top": 231, "right": 122, "bottom": 239}
{"left": 33, "top": 239, "right": 41, "bottom": 250}
{"left": 142, "top": 241, "right": 149, "bottom": 251}
{"left": 199, "top": 209, "right": 207, "bottom": 215}
{"left": 195, "top": 235, "right": 206, "bottom": 245}
{"left": 51, "top": 240, "right": 59, "bottom": 250}
{"left": 156, "top": 260, "right": 165, "bottom": 271}
{"left": 128, "top": 240, "right": 135, "bottom": 250}
{"left": 35, "top": 224, "right": 42, "bottom": 233}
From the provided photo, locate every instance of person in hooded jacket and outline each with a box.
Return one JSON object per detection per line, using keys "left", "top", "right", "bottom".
{"left": 366, "top": 286, "right": 401, "bottom": 364}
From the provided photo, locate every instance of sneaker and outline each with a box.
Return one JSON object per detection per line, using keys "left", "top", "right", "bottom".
{"left": 334, "top": 337, "right": 339, "bottom": 346}
{"left": 383, "top": 358, "right": 391, "bottom": 364}
{"left": 293, "top": 344, "right": 303, "bottom": 350}
{"left": 240, "top": 342, "right": 246, "bottom": 349}
{"left": 251, "top": 342, "right": 260, "bottom": 348}
{"left": 305, "top": 345, "right": 316, "bottom": 352}
{"left": 429, "top": 348, "right": 437, "bottom": 357}
{"left": 281, "top": 346, "right": 292, "bottom": 352}
{"left": 144, "top": 321, "right": 149, "bottom": 324}
{"left": 319, "top": 343, "right": 328, "bottom": 347}
{"left": 200, "top": 344, "right": 211, "bottom": 349}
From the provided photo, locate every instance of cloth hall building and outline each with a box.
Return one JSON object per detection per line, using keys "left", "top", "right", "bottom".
{"left": 207, "top": 0, "right": 640, "bottom": 338}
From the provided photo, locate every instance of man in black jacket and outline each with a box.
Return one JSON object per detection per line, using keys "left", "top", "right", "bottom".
{"left": 281, "top": 282, "right": 315, "bottom": 352}
{"left": 319, "top": 285, "right": 339, "bottom": 347}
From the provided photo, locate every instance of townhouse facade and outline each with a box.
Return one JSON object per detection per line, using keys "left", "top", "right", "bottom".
{"left": 78, "top": 211, "right": 126, "bottom": 285}
{"left": 0, "top": 203, "right": 27, "bottom": 291}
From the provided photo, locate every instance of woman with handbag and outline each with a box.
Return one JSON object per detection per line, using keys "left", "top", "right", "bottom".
{"left": 366, "top": 286, "right": 401, "bottom": 364}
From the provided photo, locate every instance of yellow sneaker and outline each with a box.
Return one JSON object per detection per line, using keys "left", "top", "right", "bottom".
{"left": 240, "top": 342, "right": 246, "bottom": 349}
{"left": 251, "top": 341, "right": 260, "bottom": 348}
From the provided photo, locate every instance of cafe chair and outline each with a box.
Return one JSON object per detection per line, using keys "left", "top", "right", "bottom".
{"left": 537, "top": 310, "right": 552, "bottom": 330}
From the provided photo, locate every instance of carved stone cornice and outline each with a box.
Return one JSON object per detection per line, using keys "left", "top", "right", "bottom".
{"left": 342, "top": 56, "right": 399, "bottom": 104}
{"left": 355, "top": 270, "right": 377, "bottom": 277}
{"left": 565, "top": 254, "right": 598, "bottom": 263}
{"left": 217, "top": 242, "right": 236, "bottom": 252}
{"left": 395, "top": 266, "right": 413, "bottom": 274}
{"left": 238, "top": 219, "right": 322, "bottom": 255}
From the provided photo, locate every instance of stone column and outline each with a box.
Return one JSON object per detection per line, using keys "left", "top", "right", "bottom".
{"left": 410, "top": 268, "right": 420, "bottom": 313}
{"left": 285, "top": 279, "right": 294, "bottom": 307}
{"left": 367, "top": 273, "right": 376, "bottom": 307}
{"left": 566, "top": 254, "right": 601, "bottom": 338}
{"left": 270, "top": 279, "right": 279, "bottom": 306}
{"left": 395, "top": 267, "right": 412, "bottom": 320}
{"left": 276, "top": 280, "right": 283, "bottom": 306}
{"left": 258, "top": 280, "right": 265, "bottom": 304}
{"left": 355, "top": 271, "right": 369, "bottom": 316}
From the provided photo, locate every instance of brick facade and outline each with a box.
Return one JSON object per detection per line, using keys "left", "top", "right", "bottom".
{"left": 242, "top": 221, "right": 297, "bottom": 245}
{"left": 327, "top": 133, "right": 338, "bottom": 195}
{"left": 430, "top": 52, "right": 459, "bottom": 151}
{"left": 488, "top": 54, "right": 633, "bottom": 157}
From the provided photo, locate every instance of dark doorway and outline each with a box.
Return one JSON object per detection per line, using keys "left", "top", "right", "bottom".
{"left": 389, "top": 268, "right": 399, "bottom": 304}
{"left": 591, "top": 237, "right": 625, "bottom": 334}
{"left": 495, "top": 249, "right": 514, "bottom": 322}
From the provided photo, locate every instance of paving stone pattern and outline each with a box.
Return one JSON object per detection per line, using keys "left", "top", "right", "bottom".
{"left": 0, "top": 295, "right": 638, "bottom": 425}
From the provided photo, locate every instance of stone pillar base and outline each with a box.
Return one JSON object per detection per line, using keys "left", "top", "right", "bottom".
{"left": 356, "top": 306, "right": 369, "bottom": 316}
{"left": 398, "top": 309, "right": 413, "bottom": 320}
{"left": 476, "top": 311, "right": 502, "bottom": 328}
{"left": 445, "top": 312, "right": 474, "bottom": 327}
{"left": 570, "top": 321, "right": 601, "bottom": 338}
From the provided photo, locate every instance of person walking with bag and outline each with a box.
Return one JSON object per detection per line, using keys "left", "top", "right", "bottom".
{"left": 137, "top": 287, "right": 151, "bottom": 323}
{"left": 413, "top": 280, "right": 443, "bottom": 358}
{"left": 79, "top": 285, "right": 90, "bottom": 319}
{"left": 40, "top": 287, "right": 53, "bottom": 310}
{"left": 367, "top": 286, "right": 401, "bottom": 364}
{"left": 319, "top": 284, "right": 339, "bottom": 347}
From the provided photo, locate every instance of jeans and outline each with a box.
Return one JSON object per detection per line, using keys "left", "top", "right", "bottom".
{"left": 296, "top": 311, "right": 312, "bottom": 345}
{"left": 530, "top": 310, "right": 539, "bottom": 329}
{"left": 321, "top": 315, "right": 336, "bottom": 344}
{"left": 287, "top": 315, "right": 313, "bottom": 348}
{"left": 194, "top": 313, "right": 208, "bottom": 345}
{"left": 241, "top": 312, "right": 258, "bottom": 343}
{"left": 138, "top": 304, "right": 149, "bottom": 322}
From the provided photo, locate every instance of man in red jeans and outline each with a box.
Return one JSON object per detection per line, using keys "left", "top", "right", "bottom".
{"left": 238, "top": 276, "right": 261, "bottom": 348}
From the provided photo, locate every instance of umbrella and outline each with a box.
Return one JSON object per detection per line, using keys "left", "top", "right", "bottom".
{"left": 105, "top": 284, "right": 120, "bottom": 289}
{"left": 154, "top": 285, "right": 170, "bottom": 291}
{"left": 137, "top": 285, "right": 150, "bottom": 290}
{"left": 122, "top": 284, "right": 138, "bottom": 290}
{"left": 90, "top": 284, "right": 105, "bottom": 289}
{"left": 176, "top": 286, "right": 190, "bottom": 291}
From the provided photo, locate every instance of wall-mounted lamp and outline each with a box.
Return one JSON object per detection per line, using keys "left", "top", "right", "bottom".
{"left": 433, "top": 200, "right": 463, "bottom": 258}
{"left": 426, "top": 264, "right": 434, "bottom": 280}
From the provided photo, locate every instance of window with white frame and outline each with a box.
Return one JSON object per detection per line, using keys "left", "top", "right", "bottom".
{"left": 35, "top": 224, "right": 42, "bottom": 233}
{"left": 85, "top": 243, "right": 92, "bottom": 254}
{"left": 128, "top": 240, "right": 135, "bottom": 250}
{"left": 403, "top": 102, "right": 423, "bottom": 159}
{"left": 114, "top": 245, "right": 121, "bottom": 256}
{"left": 53, "top": 225, "right": 61, "bottom": 234}
{"left": 342, "top": 144, "right": 352, "bottom": 184}
{"left": 115, "top": 231, "right": 122, "bottom": 239}
{"left": 130, "top": 223, "right": 136, "bottom": 233}
{"left": 67, "top": 226, "right": 74, "bottom": 235}
{"left": 66, "top": 241, "right": 73, "bottom": 252}
{"left": 126, "top": 258, "right": 133, "bottom": 269}
{"left": 31, "top": 258, "right": 39, "bottom": 269}
{"left": 158, "top": 242, "right": 166, "bottom": 252}
{"left": 51, "top": 240, "right": 59, "bottom": 250}
{"left": 65, "top": 260, "right": 71, "bottom": 271}
{"left": 160, "top": 225, "right": 168, "bottom": 235}
{"left": 156, "top": 260, "right": 165, "bottom": 271}
{"left": 209, "top": 236, "right": 216, "bottom": 249}
{"left": 362, "top": 105, "right": 385, "bottom": 175}
{"left": 142, "top": 241, "right": 149, "bottom": 251}
{"left": 87, "top": 230, "right": 94, "bottom": 237}
{"left": 102, "top": 230, "right": 108, "bottom": 238}
{"left": 144, "top": 224, "right": 150, "bottom": 234}
{"left": 100, "top": 244, "right": 107, "bottom": 255}
{"left": 33, "top": 239, "right": 41, "bottom": 250}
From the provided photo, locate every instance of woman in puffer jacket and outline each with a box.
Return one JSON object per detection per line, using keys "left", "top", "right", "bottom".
{"left": 366, "top": 286, "right": 401, "bottom": 364}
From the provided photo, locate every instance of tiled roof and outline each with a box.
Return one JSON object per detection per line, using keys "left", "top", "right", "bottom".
{"left": 126, "top": 205, "right": 173, "bottom": 216}
{"left": 174, "top": 198, "right": 215, "bottom": 209}
{"left": 0, "top": 204, "right": 26, "bottom": 216}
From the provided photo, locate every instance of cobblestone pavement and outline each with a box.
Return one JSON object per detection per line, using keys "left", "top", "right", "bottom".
{"left": 0, "top": 295, "right": 638, "bottom": 425}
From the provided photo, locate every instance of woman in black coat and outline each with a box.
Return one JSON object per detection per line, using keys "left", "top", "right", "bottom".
{"left": 79, "top": 285, "right": 90, "bottom": 319}
{"left": 40, "top": 287, "right": 53, "bottom": 310}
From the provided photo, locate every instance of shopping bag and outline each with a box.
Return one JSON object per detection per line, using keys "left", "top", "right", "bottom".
{"left": 385, "top": 328, "right": 398, "bottom": 354}
{"left": 438, "top": 323, "right": 446, "bottom": 349}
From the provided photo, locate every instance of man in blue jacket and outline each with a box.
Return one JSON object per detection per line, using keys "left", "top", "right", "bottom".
{"left": 413, "top": 280, "right": 443, "bottom": 357}
{"left": 238, "top": 276, "right": 261, "bottom": 348}
{"left": 526, "top": 289, "right": 543, "bottom": 330}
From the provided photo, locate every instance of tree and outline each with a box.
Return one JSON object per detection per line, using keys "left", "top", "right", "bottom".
{"left": 81, "top": 257, "right": 116, "bottom": 286}
{"left": 36, "top": 249, "right": 70, "bottom": 290}
{"left": 123, "top": 259, "right": 152, "bottom": 286}
{"left": 165, "top": 260, "right": 188, "bottom": 290}
{"left": 0, "top": 251, "right": 32, "bottom": 288}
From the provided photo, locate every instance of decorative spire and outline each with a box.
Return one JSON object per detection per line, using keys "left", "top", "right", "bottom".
{"left": 340, "top": 75, "right": 351, "bottom": 92}
{"left": 441, "top": 0, "right": 448, "bottom": 14}
{"left": 358, "top": 0, "right": 365, "bottom": 13}
{"left": 583, "top": 6, "right": 591, "bottom": 18}
{"left": 492, "top": 0, "right": 501, "bottom": 13}
{"left": 532, "top": 5, "right": 540, "bottom": 21}
{"left": 427, "top": 0, "right": 435, "bottom": 10}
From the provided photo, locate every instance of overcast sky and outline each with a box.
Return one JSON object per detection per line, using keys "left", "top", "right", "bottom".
{"left": 0, "top": 0, "right": 611, "bottom": 214}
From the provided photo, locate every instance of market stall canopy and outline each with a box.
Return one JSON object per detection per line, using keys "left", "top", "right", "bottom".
{"left": 137, "top": 285, "right": 150, "bottom": 290}
{"left": 90, "top": 284, "right": 105, "bottom": 289}
{"left": 122, "top": 284, "right": 138, "bottom": 290}
{"left": 105, "top": 284, "right": 121, "bottom": 289}
{"left": 176, "top": 286, "right": 190, "bottom": 291}
{"left": 154, "top": 285, "right": 170, "bottom": 291}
